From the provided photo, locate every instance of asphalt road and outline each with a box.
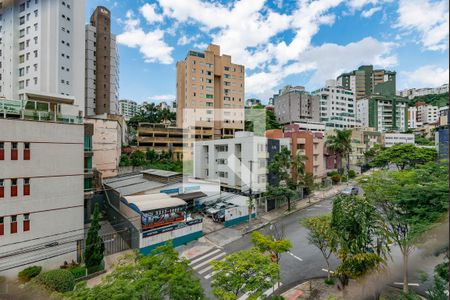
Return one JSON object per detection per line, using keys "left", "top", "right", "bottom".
{"left": 197, "top": 198, "right": 338, "bottom": 298}
{"left": 194, "top": 195, "right": 442, "bottom": 299}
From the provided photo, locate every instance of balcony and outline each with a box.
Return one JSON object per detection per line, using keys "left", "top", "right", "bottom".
{"left": 0, "top": 98, "right": 82, "bottom": 124}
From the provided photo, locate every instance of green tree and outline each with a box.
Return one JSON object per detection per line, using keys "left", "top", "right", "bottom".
{"left": 266, "top": 109, "right": 281, "bottom": 130}
{"left": 70, "top": 243, "right": 204, "bottom": 300}
{"left": 325, "top": 130, "right": 352, "bottom": 174}
{"left": 130, "top": 150, "right": 146, "bottom": 166}
{"left": 267, "top": 185, "right": 296, "bottom": 211}
{"left": 268, "top": 146, "right": 297, "bottom": 210}
{"left": 331, "top": 195, "right": 388, "bottom": 289}
{"left": 302, "top": 215, "right": 338, "bottom": 279}
{"left": 146, "top": 149, "right": 159, "bottom": 163}
{"left": 363, "top": 144, "right": 385, "bottom": 166}
{"left": 369, "top": 144, "right": 436, "bottom": 170}
{"left": 251, "top": 231, "right": 292, "bottom": 264}
{"left": 361, "top": 163, "right": 449, "bottom": 293}
{"left": 414, "top": 135, "right": 435, "bottom": 146}
{"left": 119, "top": 154, "right": 131, "bottom": 167}
{"left": 84, "top": 204, "right": 104, "bottom": 269}
{"left": 211, "top": 248, "right": 279, "bottom": 300}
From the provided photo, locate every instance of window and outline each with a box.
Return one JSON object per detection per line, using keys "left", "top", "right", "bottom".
{"left": 10, "top": 216, "right": 17, "bottom": 234}
{"left": 11, "top": 142, "right": 18, "bottom": 160}
{"left": 11, "top": 179, "right": 18, "bottom": 197}
{"left": 19, "top": 68, "right": 24, "bottom": 77}
{"left": 19, "top": 55, "right": 25, "bottom": 63}
{"left": 20, "top": 3, "right": 26, "bottom": 12}
{"left": 34, "top": 50, "right": 38, "bottom": 58}
{"left": 224, "top": 66, "right": 230, "bottom": 71}
{"left": 20, "top": 16, "right": 25, "bottom": 25}
{"left": 0, "top": 179, "right": 4, "bottom": 198}
{"left": 23, "top": 214, "right": 30, "bottom": 232}
{"left": 24, "top": 142, "right": 30, "bottom": 160}
{"left": 0, "top": 217, "right": 3, "bottom": 236}
{"left": 34, "top": 10, "right": 38, "bottom": 17}
{"left": 19, "top": 29, "right": 25, "bottom": 38}
{"left": 19, "top": 42, "right": 25, "bottom": 50}
{"left": 19, "top": 80, "right": 25, "bottom": 89}
{"left": 0, "top": 142, "right": 3, "bottom": 161}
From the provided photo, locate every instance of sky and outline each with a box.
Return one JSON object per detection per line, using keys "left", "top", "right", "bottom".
{"left": 86, "top": 0, "right": 449, "bottom": 104}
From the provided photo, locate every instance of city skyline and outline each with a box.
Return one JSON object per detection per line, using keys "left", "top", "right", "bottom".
{"left": 87, "top": 0, "right": 449, "bottom": 104}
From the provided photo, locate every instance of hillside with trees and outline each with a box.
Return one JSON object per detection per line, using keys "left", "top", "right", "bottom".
{"left": 410, "top": 92, "right": 449, "bottom": 107}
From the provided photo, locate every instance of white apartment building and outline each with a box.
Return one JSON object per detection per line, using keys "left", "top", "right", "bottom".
{"left": 85, "top": 20, "right": 119, "bottom": 116}
{"left": 194, "top": 132, "right": 268, "bottom": 195}
{"left": 408, "top": 107, "right": 422, "bottom": 129}
{"left": 119, "top": 99, "right": 138, "bottom": 120}
{"left": 0, "top": 98, "right": 84, "bottom": 278}
{"left": 312, "top": 80, "right": 358, "bottom": 129}
{"left": 0, "top": 0, "right": 85, "bottom": 115}
{"left": 417, "top": 104, "right": 439, "bottom": 124}
{"left": 398, "top": 84, "right": 449, "bottom": 99}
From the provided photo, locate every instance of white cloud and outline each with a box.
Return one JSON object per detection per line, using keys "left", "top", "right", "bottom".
{"left": 361, "top": 6, "right": 381, "bottom": 17}
{"left": 246, "top": 37, "right": 397, "bottom": 96}
{"left": 149, "top": 94, "right": 176, "bottom": 102}
{"left": 193, "top": 42, "right": 208, "bottom": 50}
{"left": 116, "top": 11, "right": 173, "bottom": 64}
{"left": 400, "top": 65, "right": 449, "bottom": 88}
{"left": 140, "top": 3, "right": 163, "bottom": 23}
{"left": 177, "top": 34, "right": 200, "bottom": 46}
{"left": 395, "top": 0, "right": 449, "bottom": 51}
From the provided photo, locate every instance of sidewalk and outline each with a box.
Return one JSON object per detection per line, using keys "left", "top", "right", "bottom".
{"left": 247, "top": 183, "right": 351, "bottom": 232}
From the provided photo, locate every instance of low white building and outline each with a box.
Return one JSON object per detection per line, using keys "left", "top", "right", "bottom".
{"left": 398, "top": 84, "right": 449, "bottom": 99}
{"left": 383, "top": 133, "right": 415, "bottom": 147}
{"left": 408, "top": 107, "right": 422, "bottom": 129}
{"left": 0, "top": 97, "right": 84, "bottom": 278}
{"left": 194, "top": 132, "right": 268, "bottom": 195}
{"left": 418, "top": 104, "right": 439, "bottom": 124}
{"left": 312, "top": 80, "right": 358, "bottom": 129}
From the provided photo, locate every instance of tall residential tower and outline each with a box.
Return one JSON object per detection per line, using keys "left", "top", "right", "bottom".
{"left": 0, "top": 0, "right": 85, "bottom": 114}
{"left": 85, "top": 6, "right": 119, "bottom": 116}
{"left": 176, "top": 44, "right": 245, "bottom": 138}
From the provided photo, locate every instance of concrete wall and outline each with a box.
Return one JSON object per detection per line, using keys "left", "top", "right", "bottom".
{"left": 85, "top": 117, "right": 122, "bottom": 178}
{"left": 0, "top": 119, "right": 84, "bottom": 278}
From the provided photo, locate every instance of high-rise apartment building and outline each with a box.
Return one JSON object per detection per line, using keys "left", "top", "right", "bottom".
{"left": 337, "top": 65, "right": 396, "bottom": 100}
{"left": 356, "top": 95, "right": 408, "bottom": 132}
{"left": 176, "top": 44, "right": 245, "bottom": 138}
{"left": 0, "top": 0, "right": 85, "bottom": 115}
{"left": 273, "top": 85, "right": 320, "bottom": 125}
{"left": 119, "top": 99, "right": 138, "bottom": 120}
{"left": 312, "top": 80, "right": 358, "bottom": 129}
{"left": 85, "top": 6, "right": 119, "bottom": 116}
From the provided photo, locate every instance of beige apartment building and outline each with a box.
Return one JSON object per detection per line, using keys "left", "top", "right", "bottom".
{"left": 176, "top": 44, "right": 245, "bottom": 138}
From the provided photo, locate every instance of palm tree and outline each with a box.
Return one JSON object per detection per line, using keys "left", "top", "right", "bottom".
{"left": 325, "top": 129, "right": 353, "bottom": 175}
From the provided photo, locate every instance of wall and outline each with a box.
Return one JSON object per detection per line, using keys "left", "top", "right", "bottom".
{"left": 0, "top": 119, "right": 84, "bottom": 278}
{"left": 85, "top": 117, "right": 122, "bottom": 178}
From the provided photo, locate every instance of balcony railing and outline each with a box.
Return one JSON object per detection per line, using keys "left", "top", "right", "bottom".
{"left": 0, "top": 99, "right": 82, "bottom": 124}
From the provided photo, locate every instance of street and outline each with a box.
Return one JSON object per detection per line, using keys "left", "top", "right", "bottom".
{"left": 184, "top": 195, "right": 441, "bottom": 299}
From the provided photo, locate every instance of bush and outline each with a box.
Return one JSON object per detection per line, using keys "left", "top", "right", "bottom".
{"left": 324, "top": 278, "right": 335, "bottom": 285}
{"left": 18, "top": 266, "right": 42, "bottom": 282}
{"left": 331, "top": 174, "right": 341, "bottom": 184}
{"left": 348, "top": 169, "right": 356, "bottom": 179}
{"left": 327, "top": 170, "right": 339, "bottom": 177}
{"left": 341, "top": 175, "right": 348, "bottom": 182}
{"left": 33, "top": 269, "right": 75, "bottom": 293}
{"left": 68, "top": 266, "right": 86, "bottom": 279}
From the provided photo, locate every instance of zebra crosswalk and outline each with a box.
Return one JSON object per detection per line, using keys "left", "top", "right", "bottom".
{"left": 188, "top": 247, "right": 227, "bottom": 280}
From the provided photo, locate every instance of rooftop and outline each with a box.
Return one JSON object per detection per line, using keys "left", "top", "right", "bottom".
{"left": 123, "top": 193, "right": 186, "bottom": 213}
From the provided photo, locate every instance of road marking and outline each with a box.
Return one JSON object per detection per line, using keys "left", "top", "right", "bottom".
{"left": 198, "top": 265, "right": 214, "bottom": 274}
{"left": 393, "top": 282, "right": 420, "bottom": 286}
{"left": 321, "top": 268, "right": 335, "bottom": 274}
{"left": 288, "top": 251, "right": 303, "bottom": 261}
{"left": 237, "top": 282, "right": 283, "bottom": 300}
{"left": 192, "top": 252, "right": 226, "bottom": 270}
{"left": 204, "top": 270, "right": 217, "bottom": 279}
{"left": 189, "top": 249, "right": 221, "bottom": 265}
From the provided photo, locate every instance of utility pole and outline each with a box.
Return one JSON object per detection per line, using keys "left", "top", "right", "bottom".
{"left": 249, "top": 160, "right": 253, "bottom": 224}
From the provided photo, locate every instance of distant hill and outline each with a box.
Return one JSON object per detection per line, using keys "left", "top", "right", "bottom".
{"left": 410, "top": 92, "right": 449, "bottom": 107}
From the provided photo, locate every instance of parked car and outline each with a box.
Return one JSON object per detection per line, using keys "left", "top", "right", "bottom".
{"left": 341, "top": 186, "right": 359, "bottom": 196}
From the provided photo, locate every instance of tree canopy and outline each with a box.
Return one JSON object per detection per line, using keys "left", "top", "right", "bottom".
{"left": 325, "top": 130, "right": 352, "bottom": 174}
{"left": 128, "top": 103, "right": 176, "bottom": 130}
{"left": 69, "top": 243, "right": 204, "bottom": 300}
{"left": 84, "top": 204, "right": 104, "bottom": 269}
{"left": 211, "top": 248, "right": 279, "bottom": 300}
{"left": 369, "top": 143, "right": 436, "bottom": 170}
{"left": 251, "top": 231, "right": 292, "bottom": 264}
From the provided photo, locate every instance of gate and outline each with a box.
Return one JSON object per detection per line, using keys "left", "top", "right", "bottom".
{"left": 101, "top": 228, "right": 131, "bottom": 255}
